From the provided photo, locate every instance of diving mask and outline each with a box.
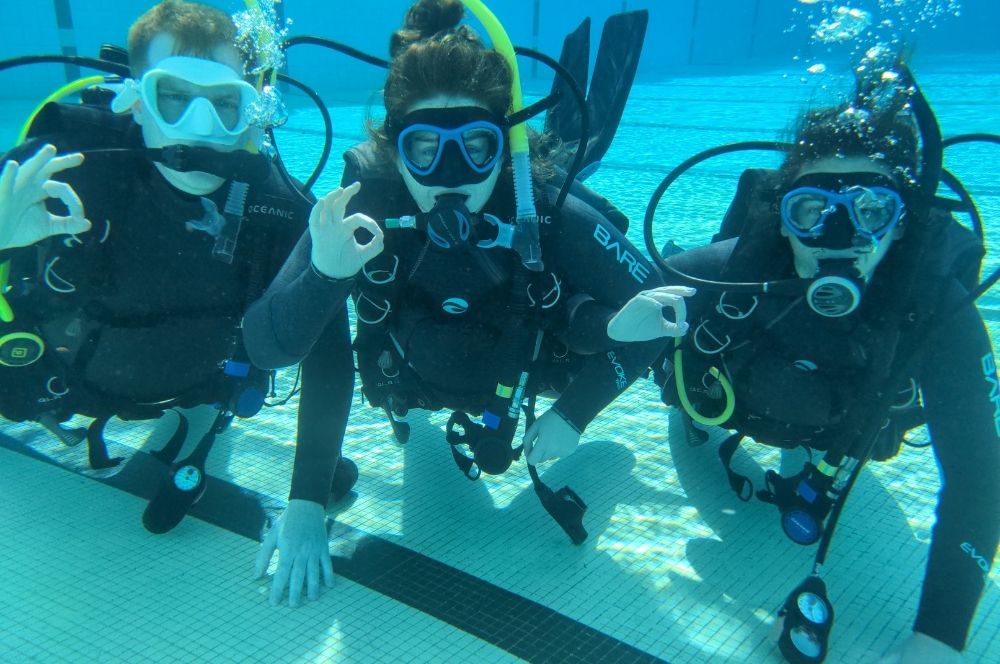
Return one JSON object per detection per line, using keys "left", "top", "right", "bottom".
{"left": 394, "top": 106, "right": 505, "bottom": 188}
{"left": 112, "top": 56, "right": 258, "bottom": 146}
{"left": 781, "top": 173, "right": 905, "bottom": 247}
{"left": 782, "top": 172, "right": 906, "bottom": 317}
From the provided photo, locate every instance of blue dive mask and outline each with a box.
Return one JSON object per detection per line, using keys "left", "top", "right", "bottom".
{"left": 394, "top": 107, "right": 505, "bottom": 188}
{"left": 781, "top": 172, "right": 905, "bottom": 249}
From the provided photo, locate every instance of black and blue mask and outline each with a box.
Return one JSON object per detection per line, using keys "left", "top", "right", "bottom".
{"left": 781, "top": 171, "right": 907, "bottom": 317}
{"left": 393, "top": 106, "right": 505, "bottom": 188}
{"left": 781, "top": 172, "right": 906, "bottom": 250}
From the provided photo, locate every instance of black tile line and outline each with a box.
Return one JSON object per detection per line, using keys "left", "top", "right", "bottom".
{"left": 0, "top": 433, "right": 669, "bottom": 664}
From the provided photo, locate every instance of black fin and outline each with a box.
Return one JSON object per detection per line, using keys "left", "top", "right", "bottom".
{"left": 545, "top": 10, "right": 649, "bottom": 178}
{"left": 544, "top": 17, "right": 591, "bottom": 144}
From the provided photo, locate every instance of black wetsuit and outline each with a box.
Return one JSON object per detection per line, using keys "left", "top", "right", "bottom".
{"left": 243, "top": 142, "right": 667, "bottom": 442}
{"left": 0, "top": 102, "right": 352, "bottom": 505}
{"left": 664, "top": 227, "right": 1000, "bottom": 651}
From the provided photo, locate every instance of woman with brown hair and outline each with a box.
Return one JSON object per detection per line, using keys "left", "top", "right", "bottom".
{"left": 244, "top": 0, "right": 689, "bottom": 544}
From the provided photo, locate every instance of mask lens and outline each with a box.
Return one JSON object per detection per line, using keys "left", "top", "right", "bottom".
{"left": 784, "top": 191, "right": 831, "bottom": 232}
{"left": 848, "top": 186, "right": 899, "bottom": 235}
{"left": 401, "top": 130, "right": 441, "bottom": 170}
{"left": 208, "top": 89, "right": 245, "bottom": 131}
{"left": 461, "top": 126, "right": 500, "bottom": 168}
{"left": 155, "top": 76, "right": 247, "bottom": 131}
{"left": 155, "top": 76, "right": 196, "bottom": 125}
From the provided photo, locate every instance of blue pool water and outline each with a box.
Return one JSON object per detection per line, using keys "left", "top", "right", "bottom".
{"left": 2, "top": 2, "right": 999, "bottom": 663}
{"left": 272, "top": 55, "right": 1000, "bottom": 282}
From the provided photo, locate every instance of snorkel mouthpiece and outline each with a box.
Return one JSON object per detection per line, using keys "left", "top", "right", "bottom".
{"left": 151, "top": 145, "right": 271, "bottom": 184}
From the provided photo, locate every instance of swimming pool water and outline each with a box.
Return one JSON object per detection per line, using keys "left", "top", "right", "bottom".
{"left": 1, "top": 42, "right": 999, "bottom": 664}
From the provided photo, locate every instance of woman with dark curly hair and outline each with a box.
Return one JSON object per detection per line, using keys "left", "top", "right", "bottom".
{"left": 617, "top": 63, "right": 999, "bottom": 663}
{"left": 244, "top": 0, "right": 689, "bottom": 546}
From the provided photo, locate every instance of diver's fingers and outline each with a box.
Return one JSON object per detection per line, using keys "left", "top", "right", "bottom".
{"left": 287, "top": 557, "right": 307, "bottom": 608}
{"left": 658, "top": 319, "right": 690, "bottom": 338}
{"left": 309, "top": 187, "right": 337, "bottom": 228}
{"left": 43, "top": 180, "right": 91, "bottom": 238}
{"left": 342, "top": 212, "right": 380, "bottom": 236}
{"left": 321, "top": 550, "right": 335, "bottom": 589}
{"left": 306, "top": 555, "right": 321, "bottom": 602}
{"left": 345, "top": 213, "right": 384, "bottom": 258}
{"left": 40, "top": 152, "right": 84, "bottom": 179}
{"left": 42, "top": 180, "right": 85, "bottom": 221}
{"left": 0, "top": 160, "right": 18, "bottom": 201}
{"left": 269, "top": 554, "right": 292, "bottom": 606}
{"left": 642, "top": 288, "right": 692, "bottom": 325}
{"left": 356, "top": 235, "right": 385, "bottom": 265}
{"left": 255, "top": 529, "right": 279, "bottom": 579}
{"left": 640, "top": 286, "right": 697, "bottom": 302}
{"left": 16, "top": 145, "right": 57, "bottom": 188}
{"left": 330, "top": 181, "right": 361, "bottom": 224}
{"left": 46, "top": 214, "right": 92, "bottom": 239}
{"left": 523, "top": 420, "right": 541, "bottom": 465}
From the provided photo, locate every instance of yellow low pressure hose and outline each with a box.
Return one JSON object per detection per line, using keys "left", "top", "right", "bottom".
{"left": 674, "top": 342, "right": 735, "bottom": 426}
{"left": 16, "top": 75, "right": 106, "bottom": 145}
{"left": 0, "top": 261, "right": 13, "bottom": 323}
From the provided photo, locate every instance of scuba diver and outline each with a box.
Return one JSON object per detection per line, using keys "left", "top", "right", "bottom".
{"left": 615, "top": 60, "right": 999, "bottom": 663}
{"left": 0, "top": 0, "right": 359, "bottom": 608}
{"left": 242, "top": 0, "right": 691, "bottom": 545}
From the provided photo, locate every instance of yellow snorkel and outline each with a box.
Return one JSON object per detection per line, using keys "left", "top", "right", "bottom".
{"left": 17, "top": 75, "right": 106, "bottom": 145}
{"left": 460, "top": 0, "right": 542, "bottom": 270}
{"left": 242, "top": 0, "right": 280, "bottom": 93}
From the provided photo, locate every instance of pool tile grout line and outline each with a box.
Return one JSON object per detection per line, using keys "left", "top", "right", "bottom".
{"left": 0, "top": 433, "right": 669, "bottom": 664}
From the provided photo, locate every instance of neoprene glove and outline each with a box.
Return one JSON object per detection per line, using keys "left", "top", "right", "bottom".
{"left": 255, "top": 499, "right": 334, "bottom": 607}
{"left": 309, "top": 181, "right": 385, "bottom": 280}
{"left": 607, "top": 285, "right": 696, "bottom": 342}
{"left": 0, "top": 144, "right": 90, "bottom": 251}
{"left": 523, "top": 409, "right": 581, "bottom": 465}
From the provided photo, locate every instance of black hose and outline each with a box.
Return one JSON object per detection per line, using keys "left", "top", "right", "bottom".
{"left": 642, "top": 140, "right": 809, "bottom": 295}
{"left": 282, "top": 35, "right": 389, "bottom": 69}
{"left": 942, "top": 133, "right": 1000, "bottom": 148}
{"left": 939, "top": 167, "right": 984, "bottom": 241}
{"left": 275, "top": 72, "right": 331, "bottom": 192}
{"left": 0, "top": 54, "right": 129, "bottom": 77}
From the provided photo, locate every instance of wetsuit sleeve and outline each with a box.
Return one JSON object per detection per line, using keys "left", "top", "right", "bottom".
{"left": 287, "top": 302, "right": 354, "bottom": 504}
{"left": 259, "top": 189, "right": 356, "bottom": 505}
{"left": 242, "top": 229, "right": 354, "bottom": 369}
{"left": 542, "top": 194, "right": 669, "bottom": 431}
{"left": 913, "top": 284, "right": 1000, "bottom": 651}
